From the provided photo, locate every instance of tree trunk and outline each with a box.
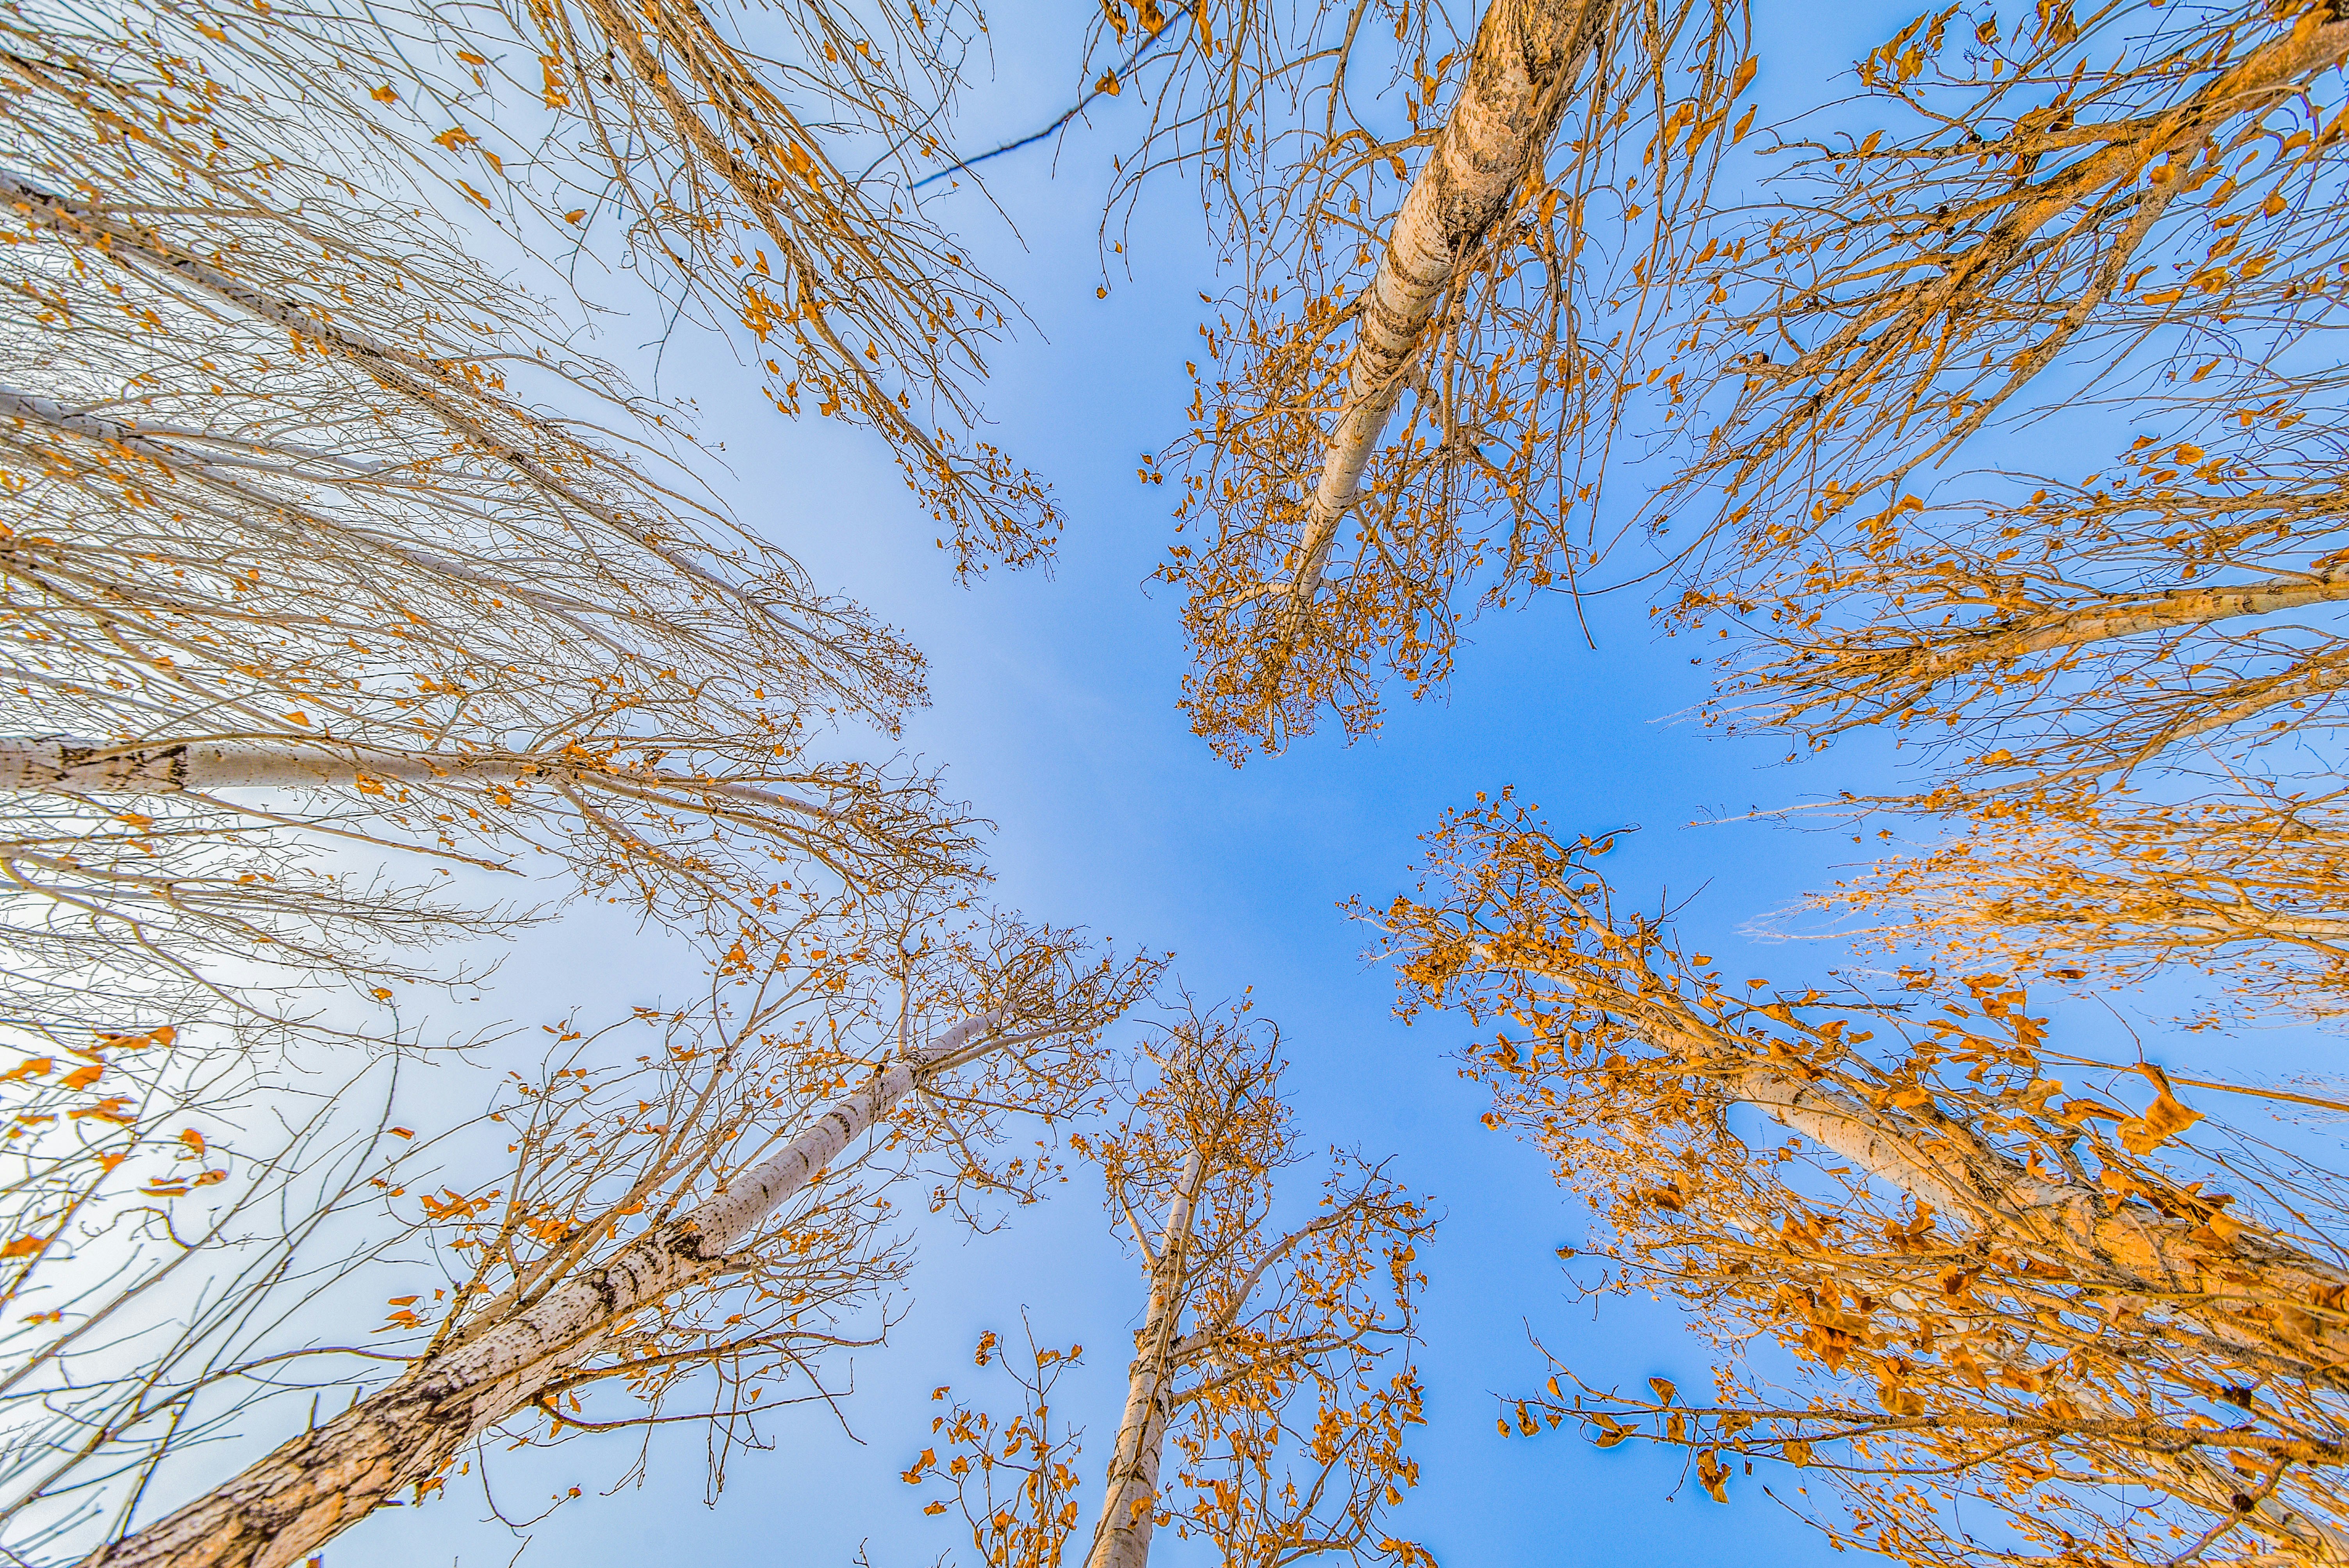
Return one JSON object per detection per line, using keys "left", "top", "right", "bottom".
{"left": 0, "top": 168, "right": 756, "bottom": 611}
{"left": 1501, "top": 949, "right": 2349, "bottom": 1380}
{"left": 75, "top": 1012, "right": 1007, "bottom": 1568}
{"left": 1083, "top": 1151, "right": 1205, "bottom": 1568}
{"left": 1675, "top": 1015, "right": 2349, "bottom": 1382}
{"left": 0, "top": 735, "right": 843, "bottom": 823}
{"left": 1834, "top": 572, "right": 2349, "bottom": 699}
{"left": 1261, "top": 0, "right": 1612, "bottom": 688}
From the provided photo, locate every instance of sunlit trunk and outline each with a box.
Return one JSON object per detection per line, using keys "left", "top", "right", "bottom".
{"left": 1083, "top": 1151, "right": 1205, "bottom": 1568}
{"left": 76, "top": 1014, "right": 1005, "bottom": 1568}
{"left": 0, "top": 736, "right": 845, "bottom": 824}
{"left": 1263, "top": 0, "right": 1612, "bottom": 689}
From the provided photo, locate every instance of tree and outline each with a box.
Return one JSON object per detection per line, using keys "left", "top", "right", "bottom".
{"left": 904, "top": 1001, "right": 1434, "bottom": 1568}
{"left": 504, "top": 0, "right": 1062, "bottom": 572}
{"left": 1372, "top": 796, "right": 2349, "bottom": 1567}
{"left": 1781, "top": 782, "right": 2349, "bottom": 1026}
{"left": 1655, "top": 0, "right": 2349, "bottom": 607}
{"left": 7, "top": 903, "right": 1154, "bottom": 1568}
{"left": 1109, "top": 0, "right": 1750, "bottom": 754}
{"left": 0, "top": 0, "right": 1018, "bottom": 1163}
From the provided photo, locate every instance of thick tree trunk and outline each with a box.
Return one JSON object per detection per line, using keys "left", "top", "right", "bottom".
{"left": 76, "top": 1013, "right": 1008, "bottom": 1568}
{"left": 1261, "top": 0, "right": 1611, "bottom": 684}
{"left": 1084, "top": 1151, "right": 1205, "bottom": 1568}
{"left": 1499, "top": 949, "right": 2349, "bottom": 1379}
{"left": 1666, "top": 1015, "right": 2349, "bottom": 1381}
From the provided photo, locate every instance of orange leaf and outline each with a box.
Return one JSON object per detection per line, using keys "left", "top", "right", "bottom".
{"left": 59, "top": 1064, "right": 102, "bottom": 1091}
{"left": 2, "top": 1234, "right": 51, "bottom": 1258}
{"left": 2120, "top": 1068, "right": 2203, "bottom": 1155}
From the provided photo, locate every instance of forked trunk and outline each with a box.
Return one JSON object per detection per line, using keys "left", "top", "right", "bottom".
{"left": 75, "top": 1014, "right": 1006, "bottom": 1568}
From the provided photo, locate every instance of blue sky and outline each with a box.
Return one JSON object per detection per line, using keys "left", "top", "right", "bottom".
{"left": 308, "top": 4, "right": 2347, "bottom": 1565}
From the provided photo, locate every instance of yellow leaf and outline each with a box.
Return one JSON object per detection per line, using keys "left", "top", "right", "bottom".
{"left": 370, "top": 84, "right": 398, "bottom": 103}
{"left": 2119, "top": 1067, "right": 2202, "bottom": 1155}
{"left": 1648, "top": 1377, "right": 1677, "bottom": 1406}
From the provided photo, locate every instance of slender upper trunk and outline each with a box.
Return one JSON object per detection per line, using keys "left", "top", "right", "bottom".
{"left": 1259, "top": 0, "right": 1612, "bottom": 686}
{"left": 1083, "top": 1151, "right": 1205, "bottom": 1568}
{"left": 0, "top": 169, "right": 762, "bottom": 617}
{"left": 76, "top": 1013, "right": 1006, "bottom": 1568}
{"left": 1828, "top": 572, "right": 2349, "bottom": 700}
{"left": 0, "top": 735, "right": 843, "bottom": 824}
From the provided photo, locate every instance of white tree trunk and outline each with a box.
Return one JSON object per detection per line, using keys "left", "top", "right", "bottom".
{"left": 1675, "top": 1023, "right": 2349, "bottom": 1377}
{"left": 0, "top": 735, "right": 843, "bottom": 823}
{"left": 76, "top": 1013, "right": 1006, "bottom": 1568}
{"left": 1083, "top": 1151, "right": 1205, "bottom": 1568}
{"left": 1265, "top": 0, "right": 1611, "bottom": 673}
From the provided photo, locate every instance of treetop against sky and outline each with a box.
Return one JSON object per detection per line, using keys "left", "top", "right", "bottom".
{"left": 5, "top": 2, "right": 2349, "bottom": 1567}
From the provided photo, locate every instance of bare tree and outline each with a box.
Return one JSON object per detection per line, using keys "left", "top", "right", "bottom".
{"left": 905, "top": 1001, "right": 1434, "bottom": 1568}
{"left": 4, "top": 898, "right": 1155, "bottom": 1568}
{"left": 0, "top": 0, "right": 1021, "bottom": 1157}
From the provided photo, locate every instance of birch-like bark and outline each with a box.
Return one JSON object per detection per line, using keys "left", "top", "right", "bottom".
{"left": 75, "top": 1012, "right": 1011, "bottom": 1568}
{"left": 1083, "top": 1150, "right": 1205, "bottom": 1568}
{"left": 1261, "top": 0, "right": 1612, "bottom": 684}
{"left": 0, "top": 736, "right": 843, "bottom": 824}
{"left": 1494, "top": 948, "right": 2349, "bottom": 1376}
{"left": 1826, "top": 572, "right": 2349, "bottom": 699}
{"left": 1589, "top": 991, "right": 2349, "bottom": 1554}
{"left": 1660, "top": 1014, "right": 2349, "bottom": 1379}
{"left": 0, "top": 169, "right": 773, "bottom": 619}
